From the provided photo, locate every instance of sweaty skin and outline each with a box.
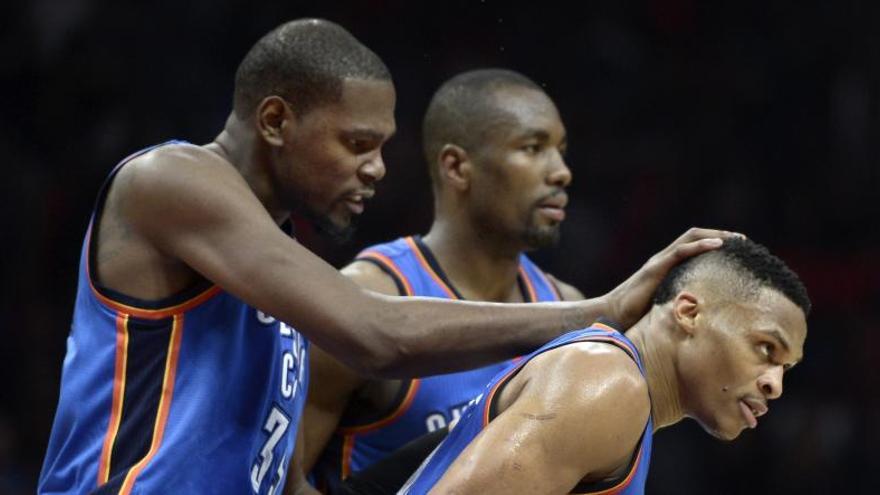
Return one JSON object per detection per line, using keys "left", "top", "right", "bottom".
{"left": 424, "top": 287, "right": 806, "bottom": 495}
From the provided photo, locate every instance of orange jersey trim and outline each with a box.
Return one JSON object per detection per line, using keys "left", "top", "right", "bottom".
{"left": 338, "top": 379, "right": 423, "bottom": 479}
{"left": 531, "top": 267, "right": 563, "bottom": 301}
{"left": 403, "top": 237, "right": 458, "bottom": 299}
{"left": 340, "top": 434, "right": 356, "bottom": 479}
{"left": 117, "top": 314, "right": 184, "bottom": 494}
{"left": 591, "top": 322, "right": 619, "bottom": 334}
{"left": 482, "top": 366, "right": 521, "bottom": 427}
{"left": 339, "top": 379, "right": 423, "bottom": 435}
{"left": 517, "top": 266, "right": 539, "bottom": 302}
{"left": 84, "top": 225, "right": 222, "bottom": 320}
{"left": 97, "top": 313, "right": 130, "bottom": 486}
{"left": 356, "top": 251, "right": 415, "bottom": 296}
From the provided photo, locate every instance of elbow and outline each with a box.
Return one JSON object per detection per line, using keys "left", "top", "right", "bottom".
{"left": 329, "top": 291, "right": 423, "bottom": 379}
{"left": 346, "top": 318, "right": 417, "bottom": 379}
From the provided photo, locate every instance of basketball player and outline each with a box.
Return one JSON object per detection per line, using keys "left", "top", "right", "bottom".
{"left": 298, "top": 69, "right": 583, "bottom": 494}
{"left": 39, "top": 19, "right": 734, "bottom": 495}
{"left": 400, "top": 238, "right": 809, "bottom": 494}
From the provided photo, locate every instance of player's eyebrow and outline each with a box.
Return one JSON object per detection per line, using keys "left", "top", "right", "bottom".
{"left": 763, "top": 329, "right": 790, "bottom": 352}
{"left": 343, "top": 128, "right": 393, "bottom": 141}
{"left": 518, "top": 129, "right": 550, "bottom": 141}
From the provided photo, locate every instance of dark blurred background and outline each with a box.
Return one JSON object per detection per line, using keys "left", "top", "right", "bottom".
{"left": 2, "top": 0, "right": 878, "bottom": 493}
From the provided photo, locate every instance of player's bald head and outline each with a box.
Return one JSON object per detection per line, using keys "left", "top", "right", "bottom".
{"left": 422, "top": 69, "right": 546, "bottom": 185}
{"left": 233, "top": 19, "right": 391, "bottom": 119}
{"left": 653, "top": 237, "right": 811, "bottom": 316}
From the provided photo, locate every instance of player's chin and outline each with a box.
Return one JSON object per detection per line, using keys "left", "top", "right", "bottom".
{"left": 715, "top": 426, "right": 745, "bottom": 442}
{"left": 523, "top": 223, "right": 561, "bottom": 249}
{"left": 698, "top": 415, "right": 743, "bottom": 442}
{"left": 706, "top": 424, "right": 745, "bottom": 442}
{"left": 326, "top": 209, "right": 353, "bottom": 229}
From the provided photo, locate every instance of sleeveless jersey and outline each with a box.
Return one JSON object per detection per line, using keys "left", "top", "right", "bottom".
{"left": 39, "top": 141, "right": 309, "bottom": 495}
{"left": 312, "top": 236, "right": 562, "bottom": 492}
{"left": 400, "top": 321, "right": 653, "bottom": 495}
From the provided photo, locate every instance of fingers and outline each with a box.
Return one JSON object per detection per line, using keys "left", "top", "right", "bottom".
{"left": 671, "top": 238, "right": 723, "bottom": 262}
{"left": 674, "top": 227, "right": 746, "bottom": 245}
{"left": 645, "top": 227, "right": 748, "bottom": 276}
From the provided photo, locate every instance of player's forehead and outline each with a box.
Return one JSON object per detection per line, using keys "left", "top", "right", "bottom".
{"left": 487, "top": 86, "right": 565, "bottom": 140}
{"left": 313, "top": 77, "right": 397, "bottom": 136}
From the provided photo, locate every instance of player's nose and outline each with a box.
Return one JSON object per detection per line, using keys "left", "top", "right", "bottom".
{"left": 360, "top": 152, "right": 387, "bottom": 184}
{"left": 758, "top": 365, "right": 784, "bottom": 400}
{"left": 547, "top": 150, "right": 572, "bottom": 188}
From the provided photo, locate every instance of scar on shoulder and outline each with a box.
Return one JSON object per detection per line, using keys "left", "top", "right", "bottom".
{"left": 518, "top": 412, "right": 557, "bottom": 421}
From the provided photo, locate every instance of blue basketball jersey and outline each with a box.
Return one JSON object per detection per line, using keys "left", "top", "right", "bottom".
{"left": 311, "top": 236, "right": 562, "bottom": 492}
{"left": 400, "top": 322, "right": 653, "bottom": 495}
{"left": 39, "top": 141, "right": 309, "bottom": 495}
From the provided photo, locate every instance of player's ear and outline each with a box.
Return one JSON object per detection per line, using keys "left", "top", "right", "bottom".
{"left": 672, "top": 291, "right": 700, "bottom": 337}
{"left": 438, "top": 144, "right": 472, "bottom": 192}
{"left": 256, "top": 96, "right": 294, "bottom": 147}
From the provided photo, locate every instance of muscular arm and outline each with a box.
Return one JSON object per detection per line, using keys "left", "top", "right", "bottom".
{"left": 429, "top": 344, "right": 650, "bottom": 495}
{"left": 120, "top": 145, "right": 730, "bottom": 377}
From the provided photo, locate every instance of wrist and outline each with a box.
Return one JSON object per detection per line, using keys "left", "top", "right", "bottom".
{"left": 569, "top": 295, "right": 616, "bottom": 332}
{"left": 601, "top": 288, "right": 626, "bottom": 327}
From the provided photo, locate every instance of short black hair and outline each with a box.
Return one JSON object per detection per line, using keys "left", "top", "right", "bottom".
{"left": 233, "top": 19, "right": 391, "bottom": 118}
{"left": 653, "top": 237, "right": 811, "bottom": 315}
{"left": 422, "top": 69, "right": 544, "bottom": 185}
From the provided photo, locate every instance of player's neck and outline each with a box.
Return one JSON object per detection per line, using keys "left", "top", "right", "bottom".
{"left": 209, "top": 114, "right": 290, "bottom": 225}
{"left": 422, "top": 219, "right": 524, "bottom": 302}
{"left": 627, "top": 309, "right": 685, "bottom": 431}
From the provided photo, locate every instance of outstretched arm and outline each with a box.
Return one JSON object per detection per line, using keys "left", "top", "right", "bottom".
{"left": 123, "top": 146, "right": 731, "bottom": 377}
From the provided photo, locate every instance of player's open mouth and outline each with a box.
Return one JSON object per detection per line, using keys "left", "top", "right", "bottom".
{"left": 738, "top": 398, "right": 767, "bottom": 429}
{"left": 343, "top": 191, "right": 373, "bottom": 215}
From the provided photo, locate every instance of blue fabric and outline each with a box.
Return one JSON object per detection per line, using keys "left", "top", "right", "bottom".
{"left": 40, "top": 142, "right": 309, "bottom": 494}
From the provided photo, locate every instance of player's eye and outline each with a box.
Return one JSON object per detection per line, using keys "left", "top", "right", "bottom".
{"left": 348, "top": 139, "right": 370, "bottom": 153}
{"left": 758, "top": 342, "right": 774, "bottom": 358}
{"left": 521, "top": 143, "right": 541, "bottom": 153}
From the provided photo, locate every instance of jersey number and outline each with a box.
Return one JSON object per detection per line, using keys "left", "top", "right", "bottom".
{"left": 251, "top": 406, "right": 290, "bottom": 493}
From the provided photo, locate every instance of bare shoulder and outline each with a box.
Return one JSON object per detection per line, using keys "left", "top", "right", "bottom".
{"left": 545, "top": 273, "right": 585, "bottom": 301}
{"left": 520, "top": 340, "right": 648, "bottom": 410}
{"left": 114, "top": 143, "right": 273, "bottom": 241}
{"left": 509, "top": 339, "right": 649, "bottom": 471}
{"left": 340, "top": 259, "right": 401, "bottom": 296}
{"left": 114, "top": 142, "right": 242, "bottom": 196}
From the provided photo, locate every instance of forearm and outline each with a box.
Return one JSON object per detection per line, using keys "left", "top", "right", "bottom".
{"left": 355, "top": 293, "right": 609, "bottom": 378}
{"left": 240, "top": 250, "right": 609, "bottom": 379}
